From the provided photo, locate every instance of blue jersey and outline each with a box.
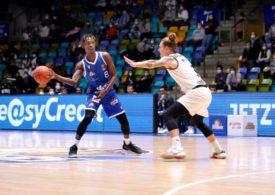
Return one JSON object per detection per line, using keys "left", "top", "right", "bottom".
{"left": 82, "top": 52, "right": 112, "bottom": 93}
{"left": 82, "top": 52, "right": 124, "bottom": 118}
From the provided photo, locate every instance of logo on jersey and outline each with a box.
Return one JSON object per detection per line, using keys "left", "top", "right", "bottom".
{"left": 110, "top": 98, "right": 118, "bottom": 105}
{"left": 89, "top": 71, "right": 95, "bottom": 76}
{"left": 96, "top": 85, "right": 105, "bottom": 91}
{"left": 101, "top": 64, "right": 106, "bottom": 71}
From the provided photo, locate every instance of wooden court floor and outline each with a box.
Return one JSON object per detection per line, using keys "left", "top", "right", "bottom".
{"left": 0, "top": 131, "right": 275, "bottom": 195}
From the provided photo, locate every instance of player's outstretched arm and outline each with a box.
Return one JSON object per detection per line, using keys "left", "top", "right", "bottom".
{"left": 53, "top": 62, "right": 84, "bottom": 86}
{"left": 123, "top": 56, "right": 177, "bottom": 69}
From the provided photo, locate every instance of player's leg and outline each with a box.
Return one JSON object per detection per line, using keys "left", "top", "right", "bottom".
{"left": 116, "top": 113, "right": 143, "bottom": 154}
{"left": 69, "top": 93, "right": 99, "bottom": 158}
{"left": 191, "top": 114, "right": 226, "bottom": 159}
{"left": 159, "top": 102, "right": 189, "bottom": 159}
{"left": 76, "top": 109, "right": 96, "bottom": 139}
{"left": 69, "top": 109, "right": 96, "bottom": 158}
{"left": 102, "top": 90, "right": 144, "bottom": 154}
{"left": 115, "top": 112, "right": 130, "bottom": 138}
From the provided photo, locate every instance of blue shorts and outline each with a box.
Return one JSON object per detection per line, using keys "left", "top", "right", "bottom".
{"left": 85, "top": 90, "right": 125, "bottom": 118}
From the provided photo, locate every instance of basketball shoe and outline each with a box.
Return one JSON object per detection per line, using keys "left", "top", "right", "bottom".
{"left": 122, "top": 141, "right": 143, "bottom": 154}
{"left": 68, "top": 144, "right": 78, "bottom": 158}
{"left": 210, "top": 150, "right": 227, "bottom": 159}
{"left": 160, "top": 146, "right": 186, "bottom": 159}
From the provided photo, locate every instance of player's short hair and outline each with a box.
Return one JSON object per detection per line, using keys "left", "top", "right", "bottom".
{"left": 80, "top": 34, "right": 96, "bottom": 47}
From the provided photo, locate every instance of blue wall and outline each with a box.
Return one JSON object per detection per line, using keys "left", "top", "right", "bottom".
{"left": 0, "top": 94, "right": 154, "bottom": 133}
{"left": 209, "top": 92, "right": 275, "bottom": 136}
{"left": 1, "top": 93, "right": 275, "bottom": 136}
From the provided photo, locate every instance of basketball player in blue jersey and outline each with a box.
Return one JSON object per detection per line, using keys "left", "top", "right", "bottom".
{"left": 124, "top": 33, "right": 226, "bottom": 160}
{"left": 52, "top": 34, "right": 144, "bottom": 157}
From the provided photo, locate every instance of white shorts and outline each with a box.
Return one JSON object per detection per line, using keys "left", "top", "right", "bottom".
{"left": 177, "top": 87, "right": 212, "bottom": 117}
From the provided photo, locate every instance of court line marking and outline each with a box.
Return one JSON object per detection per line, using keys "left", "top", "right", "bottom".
{"left": 0, "top": 147, "right": 153, "bottom": 164}
{"left": 163, "top": 170, "right": 275, "bottom": 195}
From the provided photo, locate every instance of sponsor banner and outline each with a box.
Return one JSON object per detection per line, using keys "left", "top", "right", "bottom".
{"left": 243, "top": 115, "right": 257, "bottom": 136}
{"left": 264, "top": 4, "right": 275, "bottom": 25}
{"left": 1, "top": 93, "right": 275, "bottom": 136}
{"left": 0, "top": 94, "right": 154, "bottom": 133}
{"left": 209, "top": 92, "right": 274, "bottom": 136}
{"left": 227, "top": 115, "right": 257, "bottom": 136}
{"left": 209, "top": 115, "right": 227, "bottom": 136}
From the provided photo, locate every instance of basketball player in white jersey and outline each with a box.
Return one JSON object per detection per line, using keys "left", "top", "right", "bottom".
{"left": 124, "top": 33, "right": 226, "bottom": 159}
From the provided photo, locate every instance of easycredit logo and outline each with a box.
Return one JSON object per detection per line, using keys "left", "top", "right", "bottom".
{"left": 0, "top": 97, "right": 103, "bottom": 128}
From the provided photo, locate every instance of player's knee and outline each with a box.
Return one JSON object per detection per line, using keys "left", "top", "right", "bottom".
{"left": 192, "top": 115, "right": 213, "bottom": 137}
{"left": 116, "top": 113, "right": 130, "bottom": 135}
{"left": 76, "top": 110, "right": 95, "bottom": 137}
{"left": 79, "top": 116, "right": 91, "bottom": 127}
{"left": 85, "top": 110, "right": 95, "bottom": 121}
{"left": 161, "top": 108, "right": 173, "bottom": 120}
{"left": 82, "top": 116, "right": 93, "bottom": 125}
{"left": 163, "top": 112, "right": 178, "bottom": 131}
{"left": 81, "top": 110, "right": 95, "bottom": 126}
{"left": 191, "top": 115, "right": 203, "bottom": 125}
{"left": 121, "top": 122, "right": 130, "bottom": 135}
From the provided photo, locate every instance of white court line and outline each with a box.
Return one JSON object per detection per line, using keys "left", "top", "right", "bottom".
{"left": 163, "top": 170, "right": 275, "bottom": 195}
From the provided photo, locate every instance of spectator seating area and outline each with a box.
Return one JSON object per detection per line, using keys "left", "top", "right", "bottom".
{"left": 238, "top": 67, "right": 274, "bottom": 92}
{"left": 0, "top": 0, "right": 237, "bottom": 95}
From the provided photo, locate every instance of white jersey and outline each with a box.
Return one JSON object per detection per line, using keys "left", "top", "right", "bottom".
{"left": 167, "top": 53, "right": 206, "bottom": 93}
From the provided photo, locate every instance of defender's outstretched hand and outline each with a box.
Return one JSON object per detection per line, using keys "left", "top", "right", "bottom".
{"left": 124, "top": 56, "right": 136, "bottom": 67}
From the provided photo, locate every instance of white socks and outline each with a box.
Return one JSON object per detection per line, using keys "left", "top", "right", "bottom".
{"left": 212, "top": 140, "right": 223, "bottom": 153}
{"left": 172, "top": 136, "right": 182, "bottom": 150}
{"left": 74, "top": 139, "right": 80, "bottom": 146}
{"left": 124, "top": 138, "right": 131, "bottom": 145}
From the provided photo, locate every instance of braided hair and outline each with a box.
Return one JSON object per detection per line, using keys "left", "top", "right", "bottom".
{"left": 80, "top": 34, "right": 96, "bottom": 47}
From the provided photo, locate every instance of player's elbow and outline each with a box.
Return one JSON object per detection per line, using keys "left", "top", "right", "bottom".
{"left": 147, "top": 60, "right": 160, "bottom": 69}
{"left": 69, "top": 79, "right": 78, "bottom": 87}
{"left": 112, "top": 72, "right": 118, "bottom": 79}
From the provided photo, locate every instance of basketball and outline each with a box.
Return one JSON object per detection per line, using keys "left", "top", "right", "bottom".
{"left": 33, "top": 66, "right": 53, "bottom": 84}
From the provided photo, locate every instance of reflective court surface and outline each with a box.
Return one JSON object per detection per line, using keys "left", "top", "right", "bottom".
{"left": 0, "top": 131, "right": 275, "bottom": 195}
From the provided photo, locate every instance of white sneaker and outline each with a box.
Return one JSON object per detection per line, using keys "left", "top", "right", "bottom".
{"left": 210, "top": 150, "right": 226, "bottom": 159}
{"left": 160, "top": 147, "right": 186, "bottom": 159}
{"left": 158, "top": 128, "right": 168, "bottom": 134}
{"left": 185, "top": 126, "right": 195, "bottom": 134}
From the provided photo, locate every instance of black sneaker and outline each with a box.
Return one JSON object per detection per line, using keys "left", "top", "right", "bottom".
{"left": 68, "top": 144, "right": 78, "bottom": 158}
{"left": 122, "top": 141, "right": 143, "bottom": 154}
